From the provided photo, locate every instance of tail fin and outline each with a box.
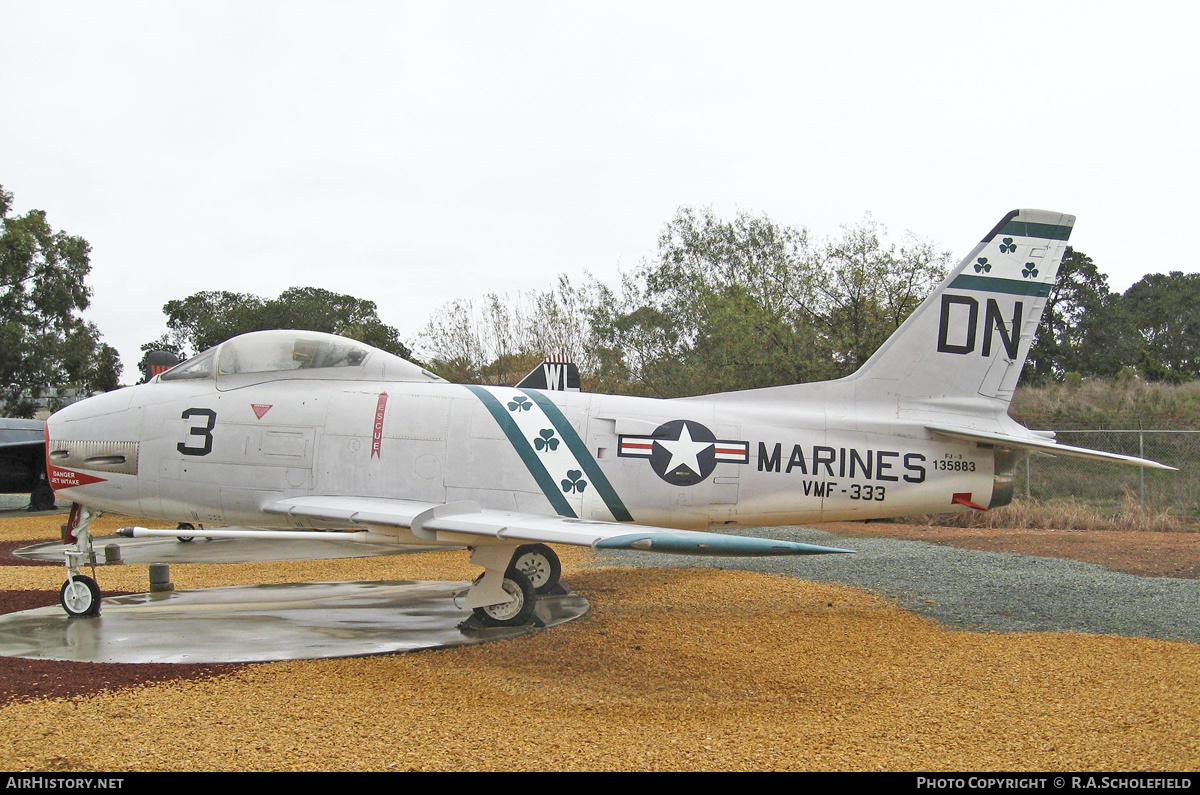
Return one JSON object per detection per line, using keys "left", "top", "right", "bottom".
{"left": 852, "top": 209, "right": 1074, "bottom": 408}
{"left": 515, "top": 354, "right": 581, "bottom": 392}
{"left": 141, "top": 350, "right": 182, "bottom": 383}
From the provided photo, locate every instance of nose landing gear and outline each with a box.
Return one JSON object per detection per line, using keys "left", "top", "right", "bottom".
{"left": 60, "top": 504, "right": 102, "bottom": 618}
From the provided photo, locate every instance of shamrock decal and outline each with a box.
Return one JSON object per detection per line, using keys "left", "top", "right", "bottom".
{"left": 974, "top": 257, "right": 992, "bottom": 273}
{"left": 534, "top": 428, "right": 560, "bottom": 452}
{"left": 1022, "top": 262, "right": 1039, "bottom": 278}
{"left": 999, "top": 237, "right": 1017, "bottom": 254}
{"left": 561, "top": 470, "right": 587, "bottom": 493}
{"left": 508, "top": 395, "right": 532, "bottom": 412}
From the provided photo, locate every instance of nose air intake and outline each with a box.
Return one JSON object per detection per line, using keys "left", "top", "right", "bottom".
{"left": 46, "top": 441, "right": 140, "bottom": 476}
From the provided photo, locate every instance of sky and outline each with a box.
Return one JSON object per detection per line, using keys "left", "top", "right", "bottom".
{"left": 1, "top": 1, "right": 1196, "bottom": 381}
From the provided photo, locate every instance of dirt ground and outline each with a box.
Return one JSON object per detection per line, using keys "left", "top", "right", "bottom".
{"left": 1, "top": 512, "right": 1197, "bottom": 772}
{"left": 825, "top": 521, "right": 1200, "bottom": 580}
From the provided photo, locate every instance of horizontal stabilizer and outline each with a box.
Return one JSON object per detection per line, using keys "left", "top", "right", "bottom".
{"left": 925, "top": 424, "right": 1176, "bottom": 470}
{"left": 264, "top": 495, "right": 853, "bottom": 557}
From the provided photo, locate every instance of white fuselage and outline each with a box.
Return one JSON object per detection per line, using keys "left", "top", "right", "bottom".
{"left": 46, "top": 374, "right": 994, "bottom": 532}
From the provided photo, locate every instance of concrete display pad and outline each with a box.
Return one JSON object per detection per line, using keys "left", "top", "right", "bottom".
{"left": 0, "top": 581, "right": 590, "bottom": 663}
{"left": 15, "top": 534, "right": 457, "bottom": 565}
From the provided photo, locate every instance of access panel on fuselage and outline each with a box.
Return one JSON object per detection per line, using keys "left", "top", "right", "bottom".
{"left": 316, "top": 387, "right": 453, "bottom": 505}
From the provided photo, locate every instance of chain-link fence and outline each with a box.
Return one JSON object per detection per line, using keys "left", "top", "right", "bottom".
{"left": 1015, "top": 430, "right": 1200, "bottom": 515}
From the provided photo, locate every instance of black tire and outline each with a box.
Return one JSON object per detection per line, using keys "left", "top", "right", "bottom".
{"left": 512, "top": 543, "right": 561, "bottom": 595}
{"left": 177, "top": 522, "right": 195, "bottom": 543}
{"left": 29, "top": 483, "right": 55, "bottom": 512}
{"left": 472, "top": 567, "right": 537, "bottom": 627}
{"left": 60, "top": 575, "right": 101, "bottom": 618}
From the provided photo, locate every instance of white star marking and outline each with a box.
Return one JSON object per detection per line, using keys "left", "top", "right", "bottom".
{"left": 656, "top": 423, "right": 713, "bottom": 477}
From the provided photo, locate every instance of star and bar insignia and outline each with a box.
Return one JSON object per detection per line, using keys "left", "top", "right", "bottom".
{"left": 618, "top": 419, "right": 749, "bottom": 486}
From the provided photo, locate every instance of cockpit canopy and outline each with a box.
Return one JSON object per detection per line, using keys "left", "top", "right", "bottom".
{"left": 159, "top": 330, "right": 444, "bottom": 389}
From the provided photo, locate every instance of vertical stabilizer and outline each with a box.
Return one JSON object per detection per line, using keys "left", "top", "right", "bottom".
{"left": 852, "top": 209, "right": 1074, "bottom": 409}
{"left": 515, "top": 354, "right": 581, "bottom": 392}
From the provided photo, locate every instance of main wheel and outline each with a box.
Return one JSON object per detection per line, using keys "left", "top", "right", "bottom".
{"left": 472, "top": 568, "right": 537, "bottom": 627}
{"left": 30, "top": 483, "right": 55, "bottom": 512}
{"left": 60, "top": 575, "right": 101, "bottom": 617}
{"left": 512, "top": 543, "right": 561, "bottom": 595}
{"left": 177, "top": 522, "right": 195, "bottom": 543}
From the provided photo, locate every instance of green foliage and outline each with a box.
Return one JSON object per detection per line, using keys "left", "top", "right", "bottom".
{"left": 1025, "top": 256, "right": 1200, "bottom": 386}
{"left": 816, "top": 214, "right": 948, "bottom": 371}
{"left": 417, "top": 207, "right": 949, "bottom": 395}
{"left": 417, "top": 207, "right": 1200, "bottom": 396}
{"left": 418, "top": 276, "right": 599, "bottom": 386}
{"left": 142, "top": 286, "right": 413, "bottom": 372}
{"left": 1123, "top": 271, "right": 1200, "bottom": 383}
{"left": 588, "top": 207, "right": 949, "bottom": 396}
{"left": 0, "top": 184, "right": 120, "bottom": 416}
{"left": 1023, "top": 248, "right": 1135, "bottom": 384}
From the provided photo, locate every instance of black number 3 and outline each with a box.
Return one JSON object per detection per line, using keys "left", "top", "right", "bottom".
{"left": 178, "top": 408, "right": 216, "bottom": 456}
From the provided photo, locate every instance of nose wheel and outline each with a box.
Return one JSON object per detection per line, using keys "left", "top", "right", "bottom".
{"left": 60, "top": 574, "right": 101, "bottom": 617}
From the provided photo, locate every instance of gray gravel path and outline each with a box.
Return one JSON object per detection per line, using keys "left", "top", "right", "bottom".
{"left": 593, "top": 526, "right": 1200, "bottom": 643}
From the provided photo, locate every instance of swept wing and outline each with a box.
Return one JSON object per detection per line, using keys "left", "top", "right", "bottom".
{"left": 261, "top": 495, "right": 854, "bottom": 557}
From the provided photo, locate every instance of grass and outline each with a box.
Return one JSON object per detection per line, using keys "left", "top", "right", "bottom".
{"left": 1010, "top": 377, "right": 1200, "bottom": 430}
{"left": 901, "top": 496, "right": 1199, "bottom": 533}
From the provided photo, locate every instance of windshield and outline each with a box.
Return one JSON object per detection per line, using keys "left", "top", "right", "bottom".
{"left": 160, "top": 348, "right": 216, "bottom": 381}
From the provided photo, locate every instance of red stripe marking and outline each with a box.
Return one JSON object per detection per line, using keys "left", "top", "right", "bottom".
{"left": 371, "top": 392, "right": 389, "bottom": 458}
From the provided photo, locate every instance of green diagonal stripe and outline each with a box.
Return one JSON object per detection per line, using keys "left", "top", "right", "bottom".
{"left": 999, "top": 220, "right": 1073, "bottom": 241}
{"left": 520, "top": 388, "right": 635, "bottom": 522}
{"left": 949, "top": 274, "right": 1053, "bottom": 297}
{"left": 464, "top": 385, "right": 577, "bottom": 518}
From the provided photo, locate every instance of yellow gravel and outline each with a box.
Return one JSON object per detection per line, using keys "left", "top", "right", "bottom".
{"left": 0, "top": 513, "right": 1197, "bottom": 772}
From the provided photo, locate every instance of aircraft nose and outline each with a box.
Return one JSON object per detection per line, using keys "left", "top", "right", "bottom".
{"left": 45, "top": 388, "right": 144, "bottom": 490}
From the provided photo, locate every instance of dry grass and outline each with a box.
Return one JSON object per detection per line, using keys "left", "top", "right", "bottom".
{"left": 902, "top": 496, "right": 1199, "bottom": 534}
{"left": 1011, "top": 377, "right": 1200, "bottom": 430}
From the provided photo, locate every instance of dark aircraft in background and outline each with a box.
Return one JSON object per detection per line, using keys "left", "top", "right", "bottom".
{"left": 0, "top": 418, "right": 53, "bottom": 511}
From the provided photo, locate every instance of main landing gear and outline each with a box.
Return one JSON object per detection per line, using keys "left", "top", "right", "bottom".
{"left": 60, "top": 504, "right": 102, "bottom": 617}
{"left": 29, "top": 480, "right": 55, "bottom": 512}
{"left": 511, "top": 543, "right": 562, "bottom": 595}
{"left": 461, "top": 543, "right": 563, "bottom": 628}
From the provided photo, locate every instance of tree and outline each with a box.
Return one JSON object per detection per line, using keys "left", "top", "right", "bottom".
{"left": 0, "top": 184, "right": 120, "bottom": 416}
{"left": 588, "top": 207, "right": 827, "bottom": 396}
{"left": 141, "top": 287, "right": 413, "bottom": 372}
{"left": 1022, "top": 248, "right": 1140, "bottom": 383}
{"left": 588, "top": 207, "right": 949, "bottom": 397}
{"left": 1123, "top": 271, "right": 1200, "bottom": 382}
{"left": 417, "top": 276, "right": 598, "bottom": 385}
{"left": 816, "top": 215, "right": 948, "bottom": 371}
{"left": 415, "top": 207, "right": 950, "bottom": 397}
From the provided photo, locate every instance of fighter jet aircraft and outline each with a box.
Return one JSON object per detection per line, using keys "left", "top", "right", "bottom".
{"left": 0, "top": 418, "right": 54, "bottom": 511}
{"left": 44, "top": 209, "right": 1173, "bottom": 625}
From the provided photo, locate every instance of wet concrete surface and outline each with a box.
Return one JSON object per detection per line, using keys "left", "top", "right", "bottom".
{"left": 0, "top": 581, "right": 590, "bottom": 663}
{"left": 0, "top": 495, "right": 65, "bottom": 519}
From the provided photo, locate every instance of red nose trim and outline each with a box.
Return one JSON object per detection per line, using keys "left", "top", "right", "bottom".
{"left": 42, "top": 422, "right": 50, "bottom": 486}
{"left": 48, "top": 465, "right": 107, "bottom": 490}
{"left": 951, "top": 492, "right": 988, "bottom": 511}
